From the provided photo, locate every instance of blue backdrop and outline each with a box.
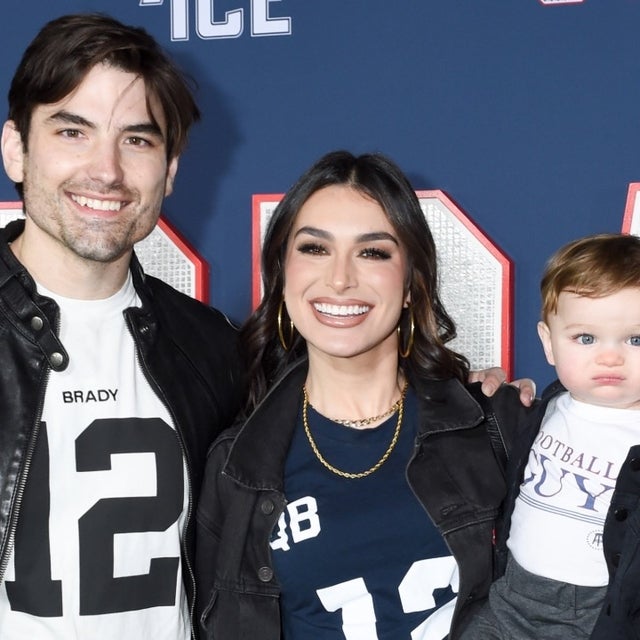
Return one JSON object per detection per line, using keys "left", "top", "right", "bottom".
{"left": 0, "top": 0, "right": 637, "bottom": 389}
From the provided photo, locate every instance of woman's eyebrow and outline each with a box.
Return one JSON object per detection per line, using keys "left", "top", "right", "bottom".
{"left": 293, "top": 226, "right": 331, "bottom": 240}
{"left": 293, "top": 226, "right": 398, "bottom": 245}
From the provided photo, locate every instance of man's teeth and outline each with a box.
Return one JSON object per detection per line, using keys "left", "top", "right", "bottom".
{"left": 314, "top": 302, "right": 370, "bottom": 316}
{"left": 72, "top": 195, "right": 122, "bottom": 211}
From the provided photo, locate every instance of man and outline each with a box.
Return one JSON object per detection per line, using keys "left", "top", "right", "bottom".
{"left": 0, "top": 13, "right": 243, "bottom": 639}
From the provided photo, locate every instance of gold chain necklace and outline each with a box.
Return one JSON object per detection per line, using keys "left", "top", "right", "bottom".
{"left": 310, "top": 381, "right": 408, "bottom": 428}
{"left": 302, "top": 383, "right": 407, "bottom": 479}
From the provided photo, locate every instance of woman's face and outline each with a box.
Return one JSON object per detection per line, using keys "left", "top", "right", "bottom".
{"left": 283, "top": 184, "right": 409, "bottom": 364}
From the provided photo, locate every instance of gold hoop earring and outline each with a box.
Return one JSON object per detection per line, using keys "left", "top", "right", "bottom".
{"left": 397, "top": 307, "right": 415, "bottom": 359}
{"left": 277, "top": 299, "right": 294, "bottom": 351}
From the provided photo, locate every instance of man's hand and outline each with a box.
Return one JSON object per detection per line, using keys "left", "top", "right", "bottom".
{"left": 469, "top": 367, "right": 536, "bottom": 407}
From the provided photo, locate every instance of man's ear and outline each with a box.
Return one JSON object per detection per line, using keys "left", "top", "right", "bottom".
{"left": 164, "top": 156, "right": 179, "bottom": 197}
{"left": 1, "top": 121, "right": 25, "bottom": 184}
{"left": 537, "top": 321, "right": 556, "bottom": 366}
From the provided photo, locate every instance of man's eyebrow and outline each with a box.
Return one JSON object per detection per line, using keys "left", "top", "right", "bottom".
{"left": 46, "top": 110, "right": 94, "bottom": 128}
{"left": 123, "top": 122, "right": 165, "bottom": 140}
{"left": 45, "top": 110, "right": 164, "bottom": 139}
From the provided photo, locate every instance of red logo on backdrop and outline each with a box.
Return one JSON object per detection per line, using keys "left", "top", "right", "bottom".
{"left": 623, "top": 183, "right": 640, "bottom": 237}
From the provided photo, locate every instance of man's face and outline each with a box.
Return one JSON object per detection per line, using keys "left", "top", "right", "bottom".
{"left": 1, "top": 62, "right": 178, "bottom": 264}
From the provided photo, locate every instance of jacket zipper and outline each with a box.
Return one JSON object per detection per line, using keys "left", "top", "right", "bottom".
{"left": 125, "top": 313, "right": 198, "bottom": 640}
{"left": 0, "top": 343, "right": 54, "bottom": 584}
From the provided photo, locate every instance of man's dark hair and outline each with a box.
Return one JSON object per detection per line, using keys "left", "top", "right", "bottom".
{"left": 8, "top": 12, "right": 200, "bottom": 165}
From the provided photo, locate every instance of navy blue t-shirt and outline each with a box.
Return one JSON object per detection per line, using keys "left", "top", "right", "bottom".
{"left": 270, "top": 389, "right": 458, "bottom": 639}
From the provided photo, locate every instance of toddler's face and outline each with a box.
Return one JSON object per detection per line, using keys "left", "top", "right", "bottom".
{"left": 538, "top": 287, "right": 640, "bottom": 409}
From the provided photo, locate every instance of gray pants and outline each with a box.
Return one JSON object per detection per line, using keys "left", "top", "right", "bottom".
{"left": 461, "top": 555, "right": 607, "bottom": 640}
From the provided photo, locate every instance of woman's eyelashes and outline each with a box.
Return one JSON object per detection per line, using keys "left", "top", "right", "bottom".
{"left": 295, "top": 242, "right": 392, "bottom": 260}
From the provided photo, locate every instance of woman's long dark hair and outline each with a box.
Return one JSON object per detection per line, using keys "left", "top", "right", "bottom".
{"left": 240, "top": 150, "right": 469, "bottom": 414}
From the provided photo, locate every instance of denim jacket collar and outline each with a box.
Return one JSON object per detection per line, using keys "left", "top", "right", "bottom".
{"left": 223, "top": 358, "right": 485, "bottom": 492}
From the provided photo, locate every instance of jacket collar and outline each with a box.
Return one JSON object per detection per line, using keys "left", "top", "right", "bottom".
{"left": 411, "top": 374, "right": 486, "bottom": 437}
{"left": 223, "top": 359, "right": 485, "bottom": 491}
{"left": 0, "top": 219, "right": 37, "bottom": 292}
{"left": 540, "top": 378, "right": 566, "bottom": 401}
{"left": 0, "top": 220, "right": 69, "bottom": 369}
{"left": 1, "top": 218, "right": 151, "bottom": 306}
{"left": 223, "top": 359, "right": 308, "bottom": 491}
{"left": 0, "top": 219, "right": 153, "bottom": 368}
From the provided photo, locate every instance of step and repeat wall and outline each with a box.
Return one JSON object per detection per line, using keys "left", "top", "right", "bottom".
{"left": 0, "top": 0, "right": 638, "bottom": 387}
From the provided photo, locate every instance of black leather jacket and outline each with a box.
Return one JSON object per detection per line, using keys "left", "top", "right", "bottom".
{"left": 196, "top": 360, "right": 531, "bottom": 639}
{"left": 0, "top": 220, "right": 244, "bottom": 637}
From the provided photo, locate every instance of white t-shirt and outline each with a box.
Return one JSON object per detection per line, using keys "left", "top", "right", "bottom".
{"left": 508, "top": 391, "right": 639, "bottom": 586}
{"left": 0, "top": 274, "right": 190, "bottom": 639}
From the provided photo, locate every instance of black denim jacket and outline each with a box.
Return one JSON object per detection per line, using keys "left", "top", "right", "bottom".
{"left": 196, "top": 360, "right": 532, "bottom": 639}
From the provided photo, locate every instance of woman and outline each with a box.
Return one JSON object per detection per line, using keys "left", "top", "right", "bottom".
{"left": 196, "top": 151, "right": 533, "bottom": 639}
